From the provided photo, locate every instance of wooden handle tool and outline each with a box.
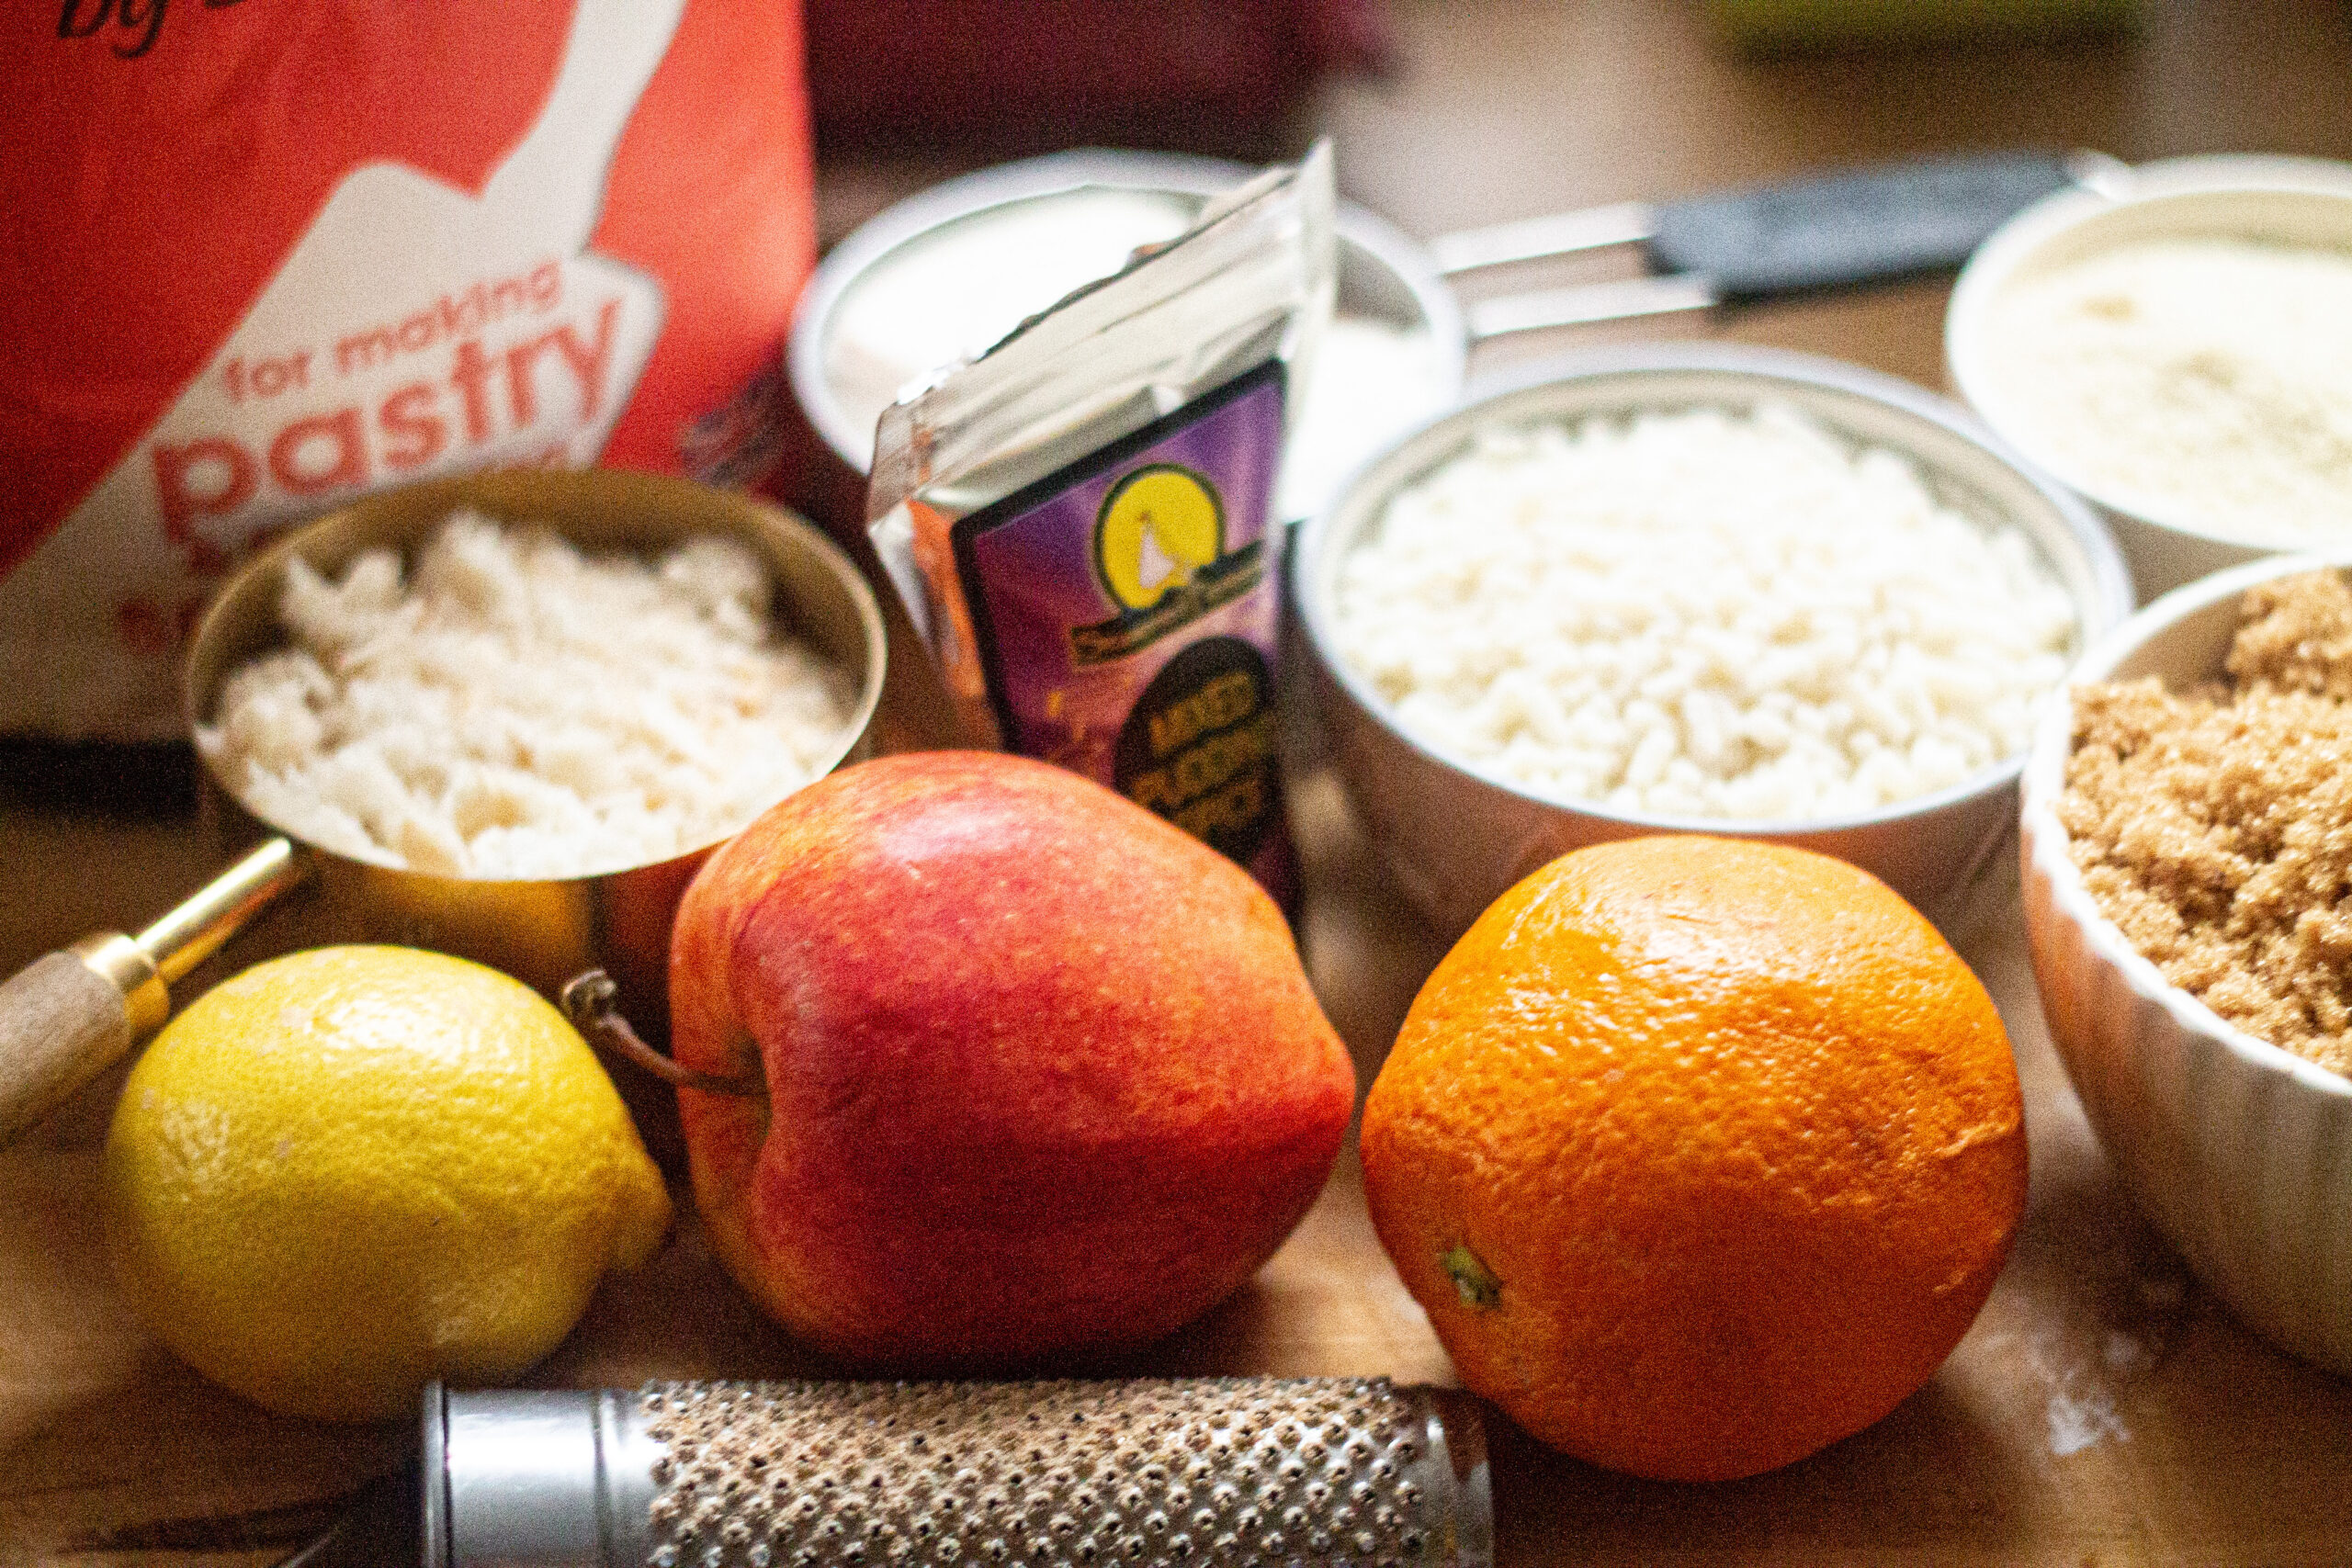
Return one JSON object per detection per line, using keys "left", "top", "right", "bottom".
{"left": 0, "top": 838, "right": 305, "bottom": 1145}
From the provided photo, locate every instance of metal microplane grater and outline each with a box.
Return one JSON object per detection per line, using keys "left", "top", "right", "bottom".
{"left": 424, "top": 1379, "right": 1491, "bottom": 1568}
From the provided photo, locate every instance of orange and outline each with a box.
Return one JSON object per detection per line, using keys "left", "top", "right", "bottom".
{"left": 1360, "top": 835, "right": 2027, "bottom": 1482}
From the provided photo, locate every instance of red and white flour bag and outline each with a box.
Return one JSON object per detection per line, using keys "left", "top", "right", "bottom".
{"left": 2, "top": 0, "right": 816, "bottom": 739}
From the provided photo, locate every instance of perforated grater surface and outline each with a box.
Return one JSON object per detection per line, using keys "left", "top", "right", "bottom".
{"left": 424, "top": 1378, "right": 1489, "bottom": 1568}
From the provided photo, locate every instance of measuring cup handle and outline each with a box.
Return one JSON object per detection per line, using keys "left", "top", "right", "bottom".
{"left": 0, "top": 839, "right": 305, "bottom": 1147}
{"left": 0, "top": 942, "right": 153, "bottom": 1145}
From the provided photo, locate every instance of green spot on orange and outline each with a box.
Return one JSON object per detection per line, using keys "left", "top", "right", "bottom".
{"left": 1443, "top": 1244, "right": 1501, "bottom": 1308}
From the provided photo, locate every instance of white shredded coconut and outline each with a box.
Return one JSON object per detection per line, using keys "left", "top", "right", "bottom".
{"left": 1330, "top": 402, "right": 2077, "bottom": 821}
{"left": 198, "top": 512, "right": 858, "bottom": 878}
{"left": 1984, "top": 237, "right": 2352, "bottom": 539}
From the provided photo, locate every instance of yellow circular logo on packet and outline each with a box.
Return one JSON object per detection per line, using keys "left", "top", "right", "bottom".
{"left": 1094, "top": 466, "right": 1225, "bottom": 613}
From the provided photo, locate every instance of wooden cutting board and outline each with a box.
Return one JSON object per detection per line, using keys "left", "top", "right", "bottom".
{"left": 3, "top": 767, "right": 2348, "bottom": 1566}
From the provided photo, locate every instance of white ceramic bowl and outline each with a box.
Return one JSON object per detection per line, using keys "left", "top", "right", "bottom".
{"left": 1948, "top": 153, "right": 2352, "bottom": 604}
{"left": 2019, "top": 552, "right": 2352, "bottom": 1376}
{"left": 1295, "top": 344, "right": 2132, "bottom": 936}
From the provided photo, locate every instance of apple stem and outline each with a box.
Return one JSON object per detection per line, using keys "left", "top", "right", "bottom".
{"left": 560, "top": 969, "right": 762, "bottom": 1098}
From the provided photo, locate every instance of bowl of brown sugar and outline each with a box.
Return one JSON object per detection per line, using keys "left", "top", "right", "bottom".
{"left": 2021, "top": 554, "right": 2352, "bottom": 1376}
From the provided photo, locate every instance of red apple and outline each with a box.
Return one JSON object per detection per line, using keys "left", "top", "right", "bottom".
{"left": 669, "top": 750, "right": 1355, "bottom": 1362}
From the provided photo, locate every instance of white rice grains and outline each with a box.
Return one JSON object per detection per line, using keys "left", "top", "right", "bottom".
{"left": 199, "top": 512, "right": 858, "bottom": 878}
{"left": 1331, "top": 402, "right": 2077, "bottom": 821}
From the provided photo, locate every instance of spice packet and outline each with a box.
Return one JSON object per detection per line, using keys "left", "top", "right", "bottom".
{"left": 867, "top": 146, "right": 1336, "bottom": 910}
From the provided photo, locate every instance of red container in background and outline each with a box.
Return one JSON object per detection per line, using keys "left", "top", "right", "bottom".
{"left": 805, "top": 0, "right": 1391, "bottom": 146}
{"left": 0, "top": 0, "right": 819, "bottom": 740}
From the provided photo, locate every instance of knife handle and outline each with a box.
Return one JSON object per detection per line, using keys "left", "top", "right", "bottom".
{"left": 1646, "top": 148, "right": 2080, "bottom": 299}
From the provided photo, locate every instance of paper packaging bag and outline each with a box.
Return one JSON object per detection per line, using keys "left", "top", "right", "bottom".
{"left": 1, "top": 0, "right": 818, "bottom": 740}
{"left": 867, "top": 150, "right": 1336, "bottom": 914}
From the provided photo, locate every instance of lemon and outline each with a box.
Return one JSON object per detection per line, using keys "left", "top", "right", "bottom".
{"left": 101, "top": 946, "right": 672, "bottom": 1422}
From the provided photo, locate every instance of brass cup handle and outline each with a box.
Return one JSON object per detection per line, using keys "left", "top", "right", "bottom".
{"left": 0, "top": 839, "right": 307, "bottom": 1145}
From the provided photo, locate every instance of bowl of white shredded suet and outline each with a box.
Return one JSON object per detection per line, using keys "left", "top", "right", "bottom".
{"left": 181, "top": 468, "right": 888, "bottom": 1010}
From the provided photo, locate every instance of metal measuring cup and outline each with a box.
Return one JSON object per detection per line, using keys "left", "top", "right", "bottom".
{"left": 784, "top": 146, "right": 2119, "bottom": 534}
{"left": 0, "top": 468, "right": 887, "bottom": 1146}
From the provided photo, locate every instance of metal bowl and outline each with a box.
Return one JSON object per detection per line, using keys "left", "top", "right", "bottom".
{"left": 184, "top": 468, "right": 888, "bottom": 1028}
{"left": 1947, "top": 154, "right": 2352, "bottom": 603}
{"left": 1293, "top": 344, "right": 2132, "bottom": 935}
{"left": 2019, "top": 552, "right": 2352, "bottom": 1375}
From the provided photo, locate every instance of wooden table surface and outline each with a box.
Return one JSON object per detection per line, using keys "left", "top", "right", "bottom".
{"left": 7, "top": 1, "right": 2352, "bottom": 1563}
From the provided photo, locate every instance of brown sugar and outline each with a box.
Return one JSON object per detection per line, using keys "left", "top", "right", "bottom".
{"left": 2059, "top": 569, "right": 2352, "bottom": 1080}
